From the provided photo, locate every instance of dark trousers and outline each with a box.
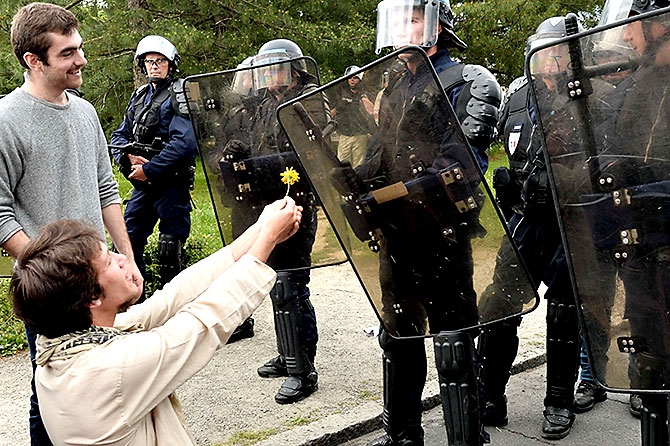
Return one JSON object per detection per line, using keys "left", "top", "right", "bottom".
{"left": 25, "top": 325, "right": 53, "bottom": 445}
{"left": 124, "top": 183, "right": 192, "bottom": 277}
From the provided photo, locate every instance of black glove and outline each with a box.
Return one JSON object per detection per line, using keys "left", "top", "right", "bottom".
{"left": 222, "top": 139, "right": 250, "bottom": 161}
{"left": 330, "top": 161, "right": 366, "bottom": 196}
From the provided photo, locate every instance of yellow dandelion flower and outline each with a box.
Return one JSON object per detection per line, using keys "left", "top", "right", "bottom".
{"left": 280, "top": 167, "right": 300, "bottom": 196}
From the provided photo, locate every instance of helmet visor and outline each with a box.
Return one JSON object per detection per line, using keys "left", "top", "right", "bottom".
{"left": 231, "top": 67, "right": 255, "bottom": 96}
{"left": 252, "top": 59, "right": 293, "bottom": 91}
{"left": 599, "top": 0, "right": 635, "bottom": 26}
{"left": 375, "top": 0, "right": 439, "bottom": 54}
{"left": 529, "top": 43, "right": 571, "bottom": 78}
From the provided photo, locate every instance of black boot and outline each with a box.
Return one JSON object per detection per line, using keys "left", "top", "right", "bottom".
{"left": 257, "top": 355, "right": 288, "bottom": 378}
{"left": 275, "top": 370, "right": 318, "bottom": 404}
{"left": 541, "top": 406, "right": 575, "bottom": 440}
{"left": 227, "top": 317, "right": 254, "bottom": 344}
{"left": 573, "top": 380, "right": 606, "bottom": 413}
{"left": 483, "top": 395, "right": 509, "bottom": 427}
{"left": 629, "top": 394, "right": 642, "bottom": 418}
{"left": 369, "top": 425, "right": 424, "bottom": 446}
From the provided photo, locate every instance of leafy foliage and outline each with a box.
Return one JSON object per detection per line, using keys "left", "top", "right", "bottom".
{"left": 0, "top": 0, "right": 605, "bottom": 133}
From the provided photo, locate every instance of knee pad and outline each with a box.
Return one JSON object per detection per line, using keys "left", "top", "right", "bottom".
{"left": 270, "top": 272, "right": 313, "bottom": 375}
{"left": 157, "top": 234, "right": 185, "bottom": 286}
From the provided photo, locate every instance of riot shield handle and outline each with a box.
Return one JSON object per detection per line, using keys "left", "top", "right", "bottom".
{"left": 565, "top": 13, "right": 603, "bottom": 191}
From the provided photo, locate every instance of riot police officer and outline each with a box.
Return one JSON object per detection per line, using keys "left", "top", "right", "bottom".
{"left": 368, "top": 1, "right": 501, "bottom": 444}
{"left": 223, "top": 39, "right": 324, "bottom": 404}
{"left": 477, "top": 17, "right": 583, "bottom": 440}
{"left": 110, "top": 35, "right": 197, "bottom": 289}
{"left": 602, "top": 0, "right": 670, "bottom": 436}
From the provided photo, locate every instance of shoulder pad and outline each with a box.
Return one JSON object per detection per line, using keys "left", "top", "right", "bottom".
{"left": 500, "top": 76, "right": 528, "bottom": 111}
{"left": 134, "top": 83, "right": 150, "bottom": 98}
{"left": 462, "top": 64, "right": 502, "bottom": 107}
{"left": 169, "top": 78, "right": 190, "bottom": 118}
{"left": 506, "top": 76, "right": 528, "bottom": 97}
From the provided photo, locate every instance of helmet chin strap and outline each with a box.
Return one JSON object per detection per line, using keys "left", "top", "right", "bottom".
{"left": 148, "top": 73, "right": 173, "bottom": 86}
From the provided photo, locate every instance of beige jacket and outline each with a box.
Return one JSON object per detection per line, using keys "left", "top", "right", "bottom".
{"left": 36, "top": 248, "right": 276, "bottom": 445}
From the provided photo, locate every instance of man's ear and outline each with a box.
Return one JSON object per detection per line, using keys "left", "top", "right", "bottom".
{"left": 88, "top": 298, "right": 102, "bottom": 309}
{"left": 23, "top": 52, "right": 43, "bottom": 71}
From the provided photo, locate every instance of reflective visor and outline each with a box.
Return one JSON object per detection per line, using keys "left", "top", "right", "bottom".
{"left": 252, "top": 57, "right": 293, "bottom": 91}
{"left": 375, "top": 0, "right": 439, "bottom": 54}
{"left": 599, "top": 0, "right": 635, "bottom": 26}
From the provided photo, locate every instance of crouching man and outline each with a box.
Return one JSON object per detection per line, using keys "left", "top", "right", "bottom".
{"left": 11, "top": 198, "right": 302, "bottom": 446}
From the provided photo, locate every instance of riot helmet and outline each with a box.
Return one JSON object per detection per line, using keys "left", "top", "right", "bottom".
{"left": 436, "top": 0, "right": 467, "bottom": 50}
{"left": 375, "top": 0, "right": 440, "bottom": 54}
{"left": 599, "top": 0, "right": 670, "bottom": 26}
{"left": 375, "top": 0, "right": 466, "bottom": 54}
{"left": 526, "top": 17, "right": 581, "bottom": 85}
{"left": 344, "top": 65, "right": 364, "bottom": 80}
{"left": 135, "top": 35, "right": 180, "bottom": 78}
{"left": 252, "top": 39, "right": 307, "bottom": 91}
{"left": 231, "top": 56, "right": 255, "bottom": 96}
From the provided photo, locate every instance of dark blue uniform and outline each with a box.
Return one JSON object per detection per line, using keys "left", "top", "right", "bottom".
{"left": 110, "top": 79, "right": 197, "bottom": 285}
{"left": 477, "top": 77, "right": 580, "bottom": 436}
{"left": 369, "top": 50, "right": 497, "bottom": 445}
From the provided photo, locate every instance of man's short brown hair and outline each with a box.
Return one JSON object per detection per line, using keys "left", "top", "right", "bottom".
{"left": 11, "top": 220, "right": 104, "bottom": 338}
{"left": 10, "top": 2, "right": 80, "bottom": 69}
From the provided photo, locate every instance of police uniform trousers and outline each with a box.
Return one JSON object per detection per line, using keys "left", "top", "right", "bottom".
{"left": 479, "top": 212, "right": 579, "bottom": 410}
{"left": 124, "top": 181, "right": 192, "bottom": 277}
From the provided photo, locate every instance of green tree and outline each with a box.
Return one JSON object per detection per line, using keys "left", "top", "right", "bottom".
{"left": 453, "top": 0, "right": 603, "bottom": 87}
{"left": 0, "top": 0, "right": 605, "bottom": 132}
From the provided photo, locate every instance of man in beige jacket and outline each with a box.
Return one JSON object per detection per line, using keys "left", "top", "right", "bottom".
{"left": 11, "top": 198, "right": 302, "bottom": 446}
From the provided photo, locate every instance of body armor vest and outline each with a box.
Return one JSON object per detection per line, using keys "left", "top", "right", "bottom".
{"left": 129, "top": 84, "right": 171, "bottom": 146}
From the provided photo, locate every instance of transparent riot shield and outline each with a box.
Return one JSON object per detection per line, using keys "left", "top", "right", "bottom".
{"left": 277, "top": 47, "right": 539, "bottom": 338}
{"left": 528, "top": 11, "right": 670, "bottom": 393}
{"left": 183, "top": 57, "right": 347, "bottom": 270}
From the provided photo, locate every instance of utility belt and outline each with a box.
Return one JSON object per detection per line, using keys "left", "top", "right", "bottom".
{"left": 580, "top": 179, "right": 670, "bottom": 264}
{"left": 340, "top": 163, "right": 484, "bottom": 252}
{"left": 110, "top": 139, "right": 194, "bottom": 190}
{"left": 218, "top": 151, "right": 312, "bottom": 206}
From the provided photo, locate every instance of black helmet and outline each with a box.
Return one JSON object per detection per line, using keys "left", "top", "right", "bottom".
{"left": 526, "top": 16, "right": 582, "bottom": 79}
{"left": 252, "top": 39, "right": 310, "bottom": 91}
{"left": 525, "top": 16, "right": 584, "bottom": 55}
{"left": 631, "top": 0, "right": 670, "bottom": 14}
{"left": 135, "top": 35, "right": 180, "bottom": 75}
{"left": 376, "top": 0, "right": 440, "bottom": 53}
{"left": 437, "top": 0, "right": 467, "bottom": 50}
{"left": 599, "top": 0, "right": 670, "bottom": 25}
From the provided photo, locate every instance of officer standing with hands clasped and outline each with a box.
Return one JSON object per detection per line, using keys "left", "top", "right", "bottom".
{"left": 368, "top": 1, "right": 501, "bottom": 444}
{"left": 110, "top": 35, "right": 197, "bottom": 291}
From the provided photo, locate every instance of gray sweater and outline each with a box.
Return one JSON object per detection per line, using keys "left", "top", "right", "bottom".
{"left": 0, "top": 88, "right": 121, "bottom": 244}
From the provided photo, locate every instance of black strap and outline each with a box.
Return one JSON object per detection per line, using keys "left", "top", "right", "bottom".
{"left": 436, "top": 64, "right": 466, "bottom": 93}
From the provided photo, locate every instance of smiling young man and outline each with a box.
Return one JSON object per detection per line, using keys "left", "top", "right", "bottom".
{"left": 11, "top": 197, "right": 302, "bottom": 445}
{"left": 0, "top": 3, "right": 141, "bottom": 444}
